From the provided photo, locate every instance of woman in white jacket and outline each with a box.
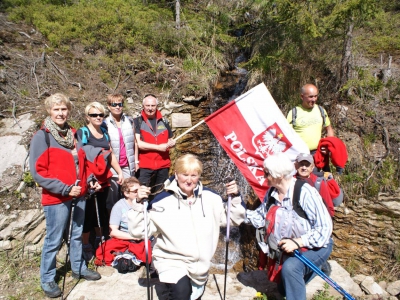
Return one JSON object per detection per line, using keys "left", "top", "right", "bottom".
{"left": 104, "top": 93, "right": 139, "bottom": 211}
{"left": 128, "top": 154, "right": 245, "bottom": 300}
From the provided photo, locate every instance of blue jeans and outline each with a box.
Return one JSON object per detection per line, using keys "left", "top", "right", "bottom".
{"left": 41, "top": 197, "right": 87, "bottom": 283}
{"left": 279, "top": 238, "right": 333, "bottom": 300}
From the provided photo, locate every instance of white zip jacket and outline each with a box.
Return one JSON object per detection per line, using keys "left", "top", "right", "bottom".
{"left": 127, "top": 177, "right": 245, "bottom": 285}
{"left": 104, "top": 114, "right": 136, "bottom": 175}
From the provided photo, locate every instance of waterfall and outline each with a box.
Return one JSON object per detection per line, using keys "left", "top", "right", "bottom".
{"left": 207, "top": 54, "right": 250, "bottom": 271}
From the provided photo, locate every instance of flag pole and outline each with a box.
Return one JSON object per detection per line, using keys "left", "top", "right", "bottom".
{"left": 173, "top": 119, "right": 205, "bottom": 142}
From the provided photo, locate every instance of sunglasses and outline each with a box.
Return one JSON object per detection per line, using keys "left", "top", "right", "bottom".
{"left": 128, "top": 189, "right": 138, "bottom": 194}
{"left": 88, "top": 113, "right": 104, "bottom": 118}
{"left": 263, "top": 171, "right": 270, "bottom": 177}
{"left": 110, "top": 103, "right": 123, "bottom": 107}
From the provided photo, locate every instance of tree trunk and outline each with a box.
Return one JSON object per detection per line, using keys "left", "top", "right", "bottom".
{"left": 339, "top": 19, "right": 354, "bottom": 87}
{"left": 176, "top": 0, "right": 181, "bottom": 29}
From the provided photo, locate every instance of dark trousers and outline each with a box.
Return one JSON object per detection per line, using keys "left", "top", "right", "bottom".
{"left": 136, "top": 168, "right": 169, "bottom": 200}
{"left": 83, "top": 187, "right": 109, "bottom": 234}
{"left": 166, "top": 275, "right": 192, "bottom": 300}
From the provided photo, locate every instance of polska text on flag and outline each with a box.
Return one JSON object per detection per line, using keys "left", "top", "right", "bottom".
{"left": 205, "top": 83, "right": 309, "bottom": 200}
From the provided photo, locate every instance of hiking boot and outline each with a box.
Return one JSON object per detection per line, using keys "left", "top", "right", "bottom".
{"left": 321, "top": 261, "right": 332, "bottom": 276}
{"left": 72, "top": 268, "right": 101, "bottom": 281}
{"left": 82, "top": 243, "right": 94, "bottom": 262}
{"left": 41, "top": 281, "right": 61, "bottom": 298}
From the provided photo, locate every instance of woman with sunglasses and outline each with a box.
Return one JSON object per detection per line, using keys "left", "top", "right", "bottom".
{"left": 76, "top": 101, "right": 124, "bottom": 261}
{"left": 104, "top": 94, "right": 139, "bottom": 213}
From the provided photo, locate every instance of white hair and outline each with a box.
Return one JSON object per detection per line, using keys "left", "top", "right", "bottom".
{"left": 142, "top": 94, "right": 159, "bottom": 105}
{"left": 263, "top": 152, "right": 296, "bottom": 179}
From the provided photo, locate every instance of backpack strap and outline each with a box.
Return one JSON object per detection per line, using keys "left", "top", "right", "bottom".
{"left": 292, "top": 179, "right": 308, "bottom": 220}
{"left": 317, "top": 105, "right": 326, "bottom": 127}
{"left": 100, "top": 126, "right": 109, "bottom": 141}
{"left": 133, "top": 116, "right": 144, "bottom": 140}
{"left": 81, "top": 126, "right": 109, "bottom": 145}
{"left": 80, "top": 127, "right": 90, "bottom": 145}
{"left": 291, "top": 107, "right": 297, "bottom": 127}
{"left": 266, "top": 187, "right": 276, "bottom": 211}
{"left": 314, "top": 176, "right": 324, "bottom": 193}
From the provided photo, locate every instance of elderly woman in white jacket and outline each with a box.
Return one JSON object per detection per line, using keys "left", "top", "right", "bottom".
{"left": 128, "top": 154, "right": 245, "bottom": 300}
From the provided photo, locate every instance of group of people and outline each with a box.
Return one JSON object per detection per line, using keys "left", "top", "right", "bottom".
{"left": 30, "top": 83, "right": 344, "bottom": 300}
{"left": 29, "top": 92, "right": 175, "bottom": 298}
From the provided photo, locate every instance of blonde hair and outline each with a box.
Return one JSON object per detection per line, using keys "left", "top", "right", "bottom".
{"left": 174, "top": 154, "right": 203, "bottom": 176}
{"left": 85, "top": 101, "right": 106, "bottom": 115}
{"left": 107, "top": 93, "right": 124, "bottom": 105}
{"left": 44, "top": 93, "right": 71, "bottom": 113}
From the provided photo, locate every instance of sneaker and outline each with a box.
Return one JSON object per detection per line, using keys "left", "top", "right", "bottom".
{"left": 321, "top": 261, "right": 332, "bottom": 276}
{"left": 41, "top": 281, "right": 61, "bottom": 298}
{"left": 72, "top": 268, "right": 101, "bottom": 281}
{"left": 82, "top": 243, "right": 94, "bottom": 262}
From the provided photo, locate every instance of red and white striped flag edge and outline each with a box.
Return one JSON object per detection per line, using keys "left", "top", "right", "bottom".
{"left": 205, "top": 83, "right": 309, "bottom": 201}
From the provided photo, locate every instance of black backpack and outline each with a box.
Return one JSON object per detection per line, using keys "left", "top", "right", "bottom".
{"left": 291, "top": 105, "right": 326, "bottom": 128}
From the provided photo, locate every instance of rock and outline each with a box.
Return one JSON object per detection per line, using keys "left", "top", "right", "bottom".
{"left": 386, "top": 280, "right": 400, "bottom": 296}
{"left": 352, "top": 274, "right": 367, "bottom": 284}
{"left": 361, "top": 276, "right": 385, "bottom": 295}
{"left": 171, "top": 113, "right": 192, "bottom": 128}
{"left": 69, "top": 269, "right": 261, "bottom": 300}
{"left": 306, "top": 260, "right": 363, "bottom": 299}
{"left": 378, "top": 280, "right": 387, "bottom": 290}
{"left": 0, "top": 209, "right": 44, "bottom": 241}
{"left": 0, "top": 240, "right": 12, "bottom": 251}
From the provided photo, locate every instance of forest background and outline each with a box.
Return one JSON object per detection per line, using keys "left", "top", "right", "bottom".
{"left": 0, "top": 0, "right": 400, "bottom": 299}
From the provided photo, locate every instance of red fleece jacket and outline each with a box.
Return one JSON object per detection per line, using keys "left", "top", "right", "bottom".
{"left": 314, "top": 137, "right": 348, "bottom": 170}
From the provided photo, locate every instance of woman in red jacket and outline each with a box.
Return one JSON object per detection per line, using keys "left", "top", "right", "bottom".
{"left": 29, "top": 93, "right": 101, "bottom": 298}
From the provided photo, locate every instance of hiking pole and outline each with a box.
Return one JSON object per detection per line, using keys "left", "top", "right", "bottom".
{"left": 293, "top": 250, "right": 355, "bottom": 300}
{"left": 61, "top": 179, "right": 80, "bottom": 300}
{"left": 143, "top": 199, "right": 151, "bottom": 300}
{"left": 93, "top": 191, "right": 106, "bottom": 265}
{"left": 223, "top": 177, "right": 234, "bottom": 300}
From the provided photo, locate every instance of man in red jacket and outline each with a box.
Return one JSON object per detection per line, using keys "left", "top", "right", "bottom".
{"left": 294, "top": 153, "right": 335, "bottom": 217}
{"left": 134, "top": 94, "right": 175, "bottom": 198}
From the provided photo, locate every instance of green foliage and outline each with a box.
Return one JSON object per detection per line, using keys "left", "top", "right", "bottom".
{"left": 362, "top": 132, "right": 377, "bottom": 148}
{"left": 22, "top": 171, "right": 35, "bottom": 187}
{"left": 341, "top": 67, "right": 384, "bottom": 102}
{"left": 356, "top": 9, "right": 400, "bottom": 55}
{"left": 312, "top": 283, "right": 341, "bottom": 300}
{"left": 4, "top": 0, "right": 237, "bottom": 93}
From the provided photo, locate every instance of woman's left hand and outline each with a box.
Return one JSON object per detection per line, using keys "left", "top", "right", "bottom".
{"left": 225, "top": 180, "right": 238, "bottom": 196}
{"left": 278, "top": 238, "right": 303, "bottom": 253}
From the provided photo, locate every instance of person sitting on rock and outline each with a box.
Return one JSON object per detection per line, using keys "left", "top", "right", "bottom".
{"left": 245, "top": 152, "right": 333, "bottom": 300}
{"left": 94, "top": 176, "right": 150, "bottom": 268}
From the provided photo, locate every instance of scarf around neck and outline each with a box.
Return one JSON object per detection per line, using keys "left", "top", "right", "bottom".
{"left": 44, "top": 116, "right": 74, "bottom": 149}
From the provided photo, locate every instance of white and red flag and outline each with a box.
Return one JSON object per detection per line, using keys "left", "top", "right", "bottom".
{"left": 205, "top": 83, "right": 309, "bottom": 200}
